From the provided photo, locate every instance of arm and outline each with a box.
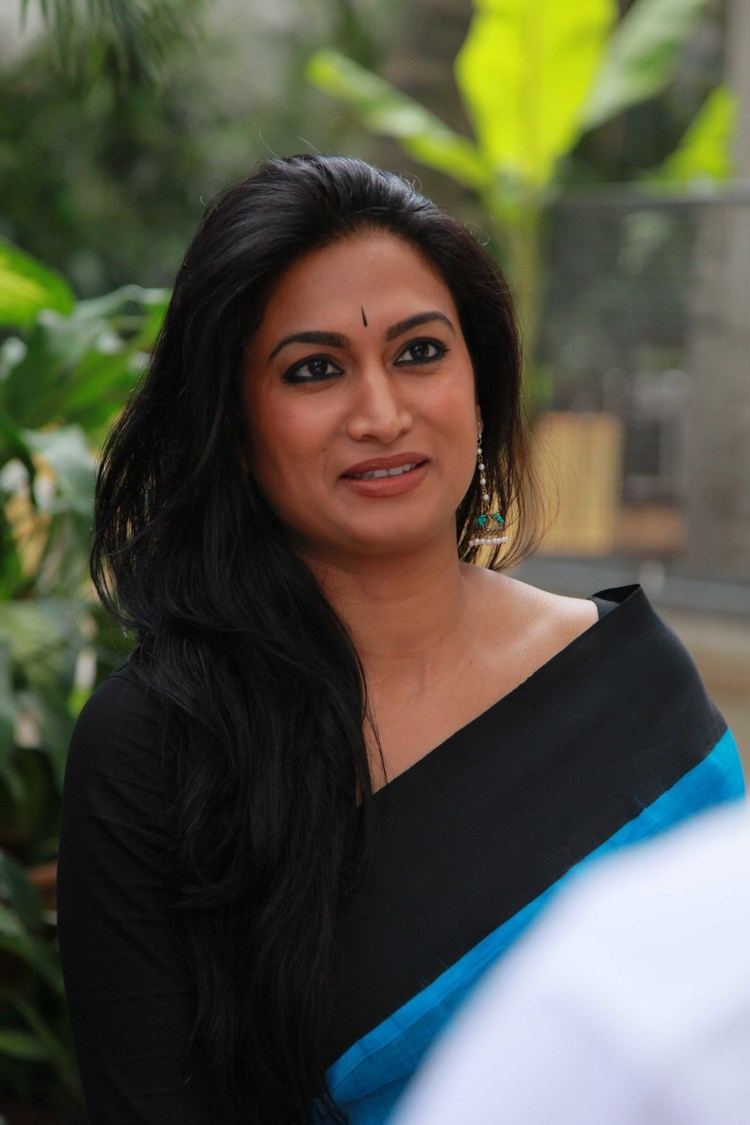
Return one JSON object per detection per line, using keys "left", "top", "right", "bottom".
{"left": 57, "top": 671, "right": 211, "bottom": 1124}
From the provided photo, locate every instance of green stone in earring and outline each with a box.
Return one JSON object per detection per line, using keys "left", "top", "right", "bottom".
{"left": 475, "top": 514, "right": 489, "bottom": 527}
{"left": 492, "top": 513, "right": 505, "bottom": 525}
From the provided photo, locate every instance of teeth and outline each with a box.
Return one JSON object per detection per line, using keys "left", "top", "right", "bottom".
{"left": 353, "top": 462, "right": 418, "bottom": 480}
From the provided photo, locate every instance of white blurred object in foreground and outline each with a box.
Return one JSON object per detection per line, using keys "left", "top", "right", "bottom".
{"left": 393, "top": 801, "right": 750, "bottom": 1125}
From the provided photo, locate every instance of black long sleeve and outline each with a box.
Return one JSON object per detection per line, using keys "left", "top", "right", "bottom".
{"left": 57, "top": 670, "right": 211, "bottom": 1124}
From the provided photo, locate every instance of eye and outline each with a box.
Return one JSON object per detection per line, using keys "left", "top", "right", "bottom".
{"left": 282, "top": 355, "right": 344, "bottom": 384}
{"left": 394, "top": 338, "right": 449, "bottom": 366}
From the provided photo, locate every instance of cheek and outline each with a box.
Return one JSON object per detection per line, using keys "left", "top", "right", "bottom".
{"left": 425, "top": 368, "right": 479, "bottom": 483}
{"left": 274, "top": 401, "right": 332, "bottom": 467}
{"left": 247, "top": 394, "right": 331, "bottom": 496}
{"left": 423, "top": 365, "right": 477, "bottom": 434}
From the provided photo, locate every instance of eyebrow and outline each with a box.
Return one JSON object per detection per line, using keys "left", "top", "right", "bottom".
{"left": 267, "top": 310, "right": 455, "bottom": 363}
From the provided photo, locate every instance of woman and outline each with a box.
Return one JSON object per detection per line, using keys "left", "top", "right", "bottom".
{"left": 56, "top": 153, "right": 745, "bottom": 1125}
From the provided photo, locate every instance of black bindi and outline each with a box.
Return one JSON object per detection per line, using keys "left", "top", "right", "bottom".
{"left": 360, "top": 306, "right": 368, "bottom": 327}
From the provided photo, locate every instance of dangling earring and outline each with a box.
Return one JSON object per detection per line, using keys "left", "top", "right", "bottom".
{"left": 469, "top": 426, "right": 507, "bottom": 548}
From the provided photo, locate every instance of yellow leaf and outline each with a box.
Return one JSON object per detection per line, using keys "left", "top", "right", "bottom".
{"left": 456, "top": 0, "right": 616, "bottom": 187}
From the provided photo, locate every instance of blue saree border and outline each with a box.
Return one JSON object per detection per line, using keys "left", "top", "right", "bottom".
{"left": 325, "top": 728, "right": 745, "bottom": 1115}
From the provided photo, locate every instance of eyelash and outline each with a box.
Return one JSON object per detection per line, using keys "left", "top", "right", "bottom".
{"left": 282, "top": 338, "right": 450, "bottom": 384}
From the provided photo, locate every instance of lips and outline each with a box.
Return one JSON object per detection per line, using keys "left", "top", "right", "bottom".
{"left": 341, "top": 453, "right": 429, "bottom": 478}
{"left": 341, "top": 459, "right": 430, "bottom": 496}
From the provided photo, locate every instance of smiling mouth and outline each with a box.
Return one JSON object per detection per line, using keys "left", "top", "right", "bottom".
{"left": 344, "top": 460, "right": 427, "bottom": 480}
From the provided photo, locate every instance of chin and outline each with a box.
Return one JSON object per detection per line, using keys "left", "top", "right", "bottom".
{"left": 346, "top": 521, "right": 442, "bottom": 555}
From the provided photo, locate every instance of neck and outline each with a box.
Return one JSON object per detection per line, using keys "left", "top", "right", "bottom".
{"left": 302, "top": 532, "right": 478, "bottom": 698}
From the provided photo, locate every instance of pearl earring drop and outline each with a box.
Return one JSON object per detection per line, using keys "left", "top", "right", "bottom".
{"left": 468, "top": 429, "right": 507, "bottom": 548}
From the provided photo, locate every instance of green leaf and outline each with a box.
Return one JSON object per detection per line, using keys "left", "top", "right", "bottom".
{"left": 3, "top": 316, "right": 117, "bottom": 431}
{"left": 1, "top": 288, "right": 160, "bottom": 434}
{"left": 583, "top": 0, "right": 712, "bottom": 131}
{"left": 0, "top": 414, "right": 37, "bottom": 496}
{"left": 0, "top": 642, "right": 17, "bottom": 769}
{"left": 0, "top": 505, "right": 22, "bottom": 602}
{"left": 0, "top": 902, "right": 24, "bottom": 939}
{"left": 0, "top": 850, "right": 45, "bottom": 933}
{"left": 133, "top": 290, "right": 170, "bottom": 350}
{"left": 455, "top": 0, "right": 616, "bottom": 188}
{"left": 73, "top": 283, "right": 169, "bottom": 327}
{"left": 22, "top": 0, "right": 201, "bottom": 85}
{"left": 0, "top": 600, "right": 82, "bottom": 708}
{"left": 0, "top": 241, "right": 75, "bottom": 329}
{"left": 22, "top": 693, "right": 75, "bottom": 792}
{"left": 23, "top": 426, "right": 96, "bottom": 519}
{"left": 2, "top": 987, "right": 80, "bottom": 1099}
{"left": 0, "top": 1027, "right": 46, "bottom": 1061}
{"left": 647, "top": 86, "right": 735, "bottom": 184}
{"left": 0, "top": 336, "right": 27, "bottom": 381}
{"left": 0, "top": 760, "right": 25, "bottom": 810}
{"left": 305, "top": 49, "right": 490, "bottom": 190}
{"left": 0, "top": 931, "right": 64, "bottom": 994}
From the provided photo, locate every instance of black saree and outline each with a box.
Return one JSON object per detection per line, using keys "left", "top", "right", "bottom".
{"left": 313, "top": 583, "right": 746, "bottom": 1123}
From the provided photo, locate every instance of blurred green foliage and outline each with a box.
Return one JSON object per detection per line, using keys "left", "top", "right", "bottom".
{"left": 0, "top": 0, "right": 398, "bottom": 297}
{"left": 18, "top": 0, "right": 205, "bottom": 82}
{"left": 0, "top": 237, "right": 168, "bottom": 1116}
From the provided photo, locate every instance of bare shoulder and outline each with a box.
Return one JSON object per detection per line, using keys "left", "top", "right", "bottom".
{"left": 475, "top": 570, "right": 599, "bottom": 644}
{"left": 457, "top": 569, "right": 602, "bottom": 705}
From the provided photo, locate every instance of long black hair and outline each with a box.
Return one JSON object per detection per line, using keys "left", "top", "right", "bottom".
{"left": 91, "top": 153, "right": 547, "bottom": 1122}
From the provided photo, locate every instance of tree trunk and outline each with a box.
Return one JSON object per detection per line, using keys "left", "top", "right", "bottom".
{"left": 683, "top": 0, "right": 750, "bottom": 579}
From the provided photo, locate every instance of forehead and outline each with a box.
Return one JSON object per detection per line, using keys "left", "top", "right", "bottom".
{"left": 257, "top": 230, "right": 456, "bottom": 334}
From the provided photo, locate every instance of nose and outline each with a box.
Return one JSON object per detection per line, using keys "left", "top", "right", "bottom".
{"left": 345, "top": 362, "right": 413, "bottom": 444}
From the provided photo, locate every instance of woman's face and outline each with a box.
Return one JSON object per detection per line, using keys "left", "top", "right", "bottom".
{"left": 242, "top": 229, "right": 481, "bottom": 561}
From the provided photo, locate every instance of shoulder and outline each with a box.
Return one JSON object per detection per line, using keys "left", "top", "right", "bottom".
{"left": 64, "top": 661, "right": 170, "bottom": 802}
{"left": 463, "top": 570, "right": 603, "bottom": 697}
{"left": 470, "top": 568, "right": 716, "bottom": 692}
{"left": 519, "top": 577, "right": 712, "bottom": 695}
{"left": 528, "top": 582, "right": 600, "bottom": 637}
{"left": 479, "top": 571, "right": 600, "bottom": 644}
{"left": 71, "top": 662, "right": 163, "bottom": 751}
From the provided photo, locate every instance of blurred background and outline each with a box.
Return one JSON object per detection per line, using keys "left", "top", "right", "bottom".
{"left": 0, "top": 0, "right": 747, "bottom": 1119}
